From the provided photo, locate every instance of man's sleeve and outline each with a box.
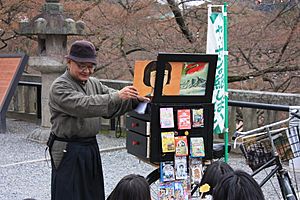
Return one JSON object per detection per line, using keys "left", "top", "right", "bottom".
{"left": 97, "top": 80, "right": 139, "bottom": 118}
{"left": 49, "top": 80, "right": 122, "bottom": 118}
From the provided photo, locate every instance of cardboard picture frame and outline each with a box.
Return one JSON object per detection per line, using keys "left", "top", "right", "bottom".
{"left": 152, "top": 53, "right": 218, "bottom": 103}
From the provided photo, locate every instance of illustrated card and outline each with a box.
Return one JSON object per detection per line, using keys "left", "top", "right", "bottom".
{"left": 190, "top": 137, "right": 205, "bottom": 157}
{"left": 189, "top": 157, "right": 203, "bottom": 184}
{"left": 160, "top": 107, "right": 175, "bottom": 128}
{"left": 133, "top": 60, "right": 211, "bottom": 97}
{"left": 159, "top": 182, "right": 175, "bottom": 200}
{"left": 160, "top": 161, "right": 175, "bottom": 182}
{"left": 192, "top": 108, "right": 204, "bottom": 128}
{"left": 174, "top": 181, "right": 189, "bottom": 200}
{"left": 161, "top": 131, "right": 175, "bottom": 153}
{"left": 177, "top": 109, "right": 191, "bottom": 130}
{"left": 133, "top": 60, "right": 182, "bottom": 97}
{"left": 175, "top": 136, "right": 188, "bottom": 156}
{"left": 175, "top": 156, "right": 188, "bottom": 180}
{"left": 179, "top": 62, "right": 209, "bottom": 95}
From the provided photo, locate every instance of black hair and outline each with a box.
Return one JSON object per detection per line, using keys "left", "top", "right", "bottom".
{"left": 143, "top": 61, "right": 172, "bottom": 87}
{"left": 107, "top": 174, "right": 151, "bottom": 200}
{"left": 212, "top": 170, "right": 265, "bottom": 200}
{"left": 199, "top": 161, "right": 234, "bottom": 196}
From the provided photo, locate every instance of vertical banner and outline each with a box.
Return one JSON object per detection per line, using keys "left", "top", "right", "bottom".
{"left": 207, "top": 3, "right": 229, "bottom": 162}
{"left": 206, "top": 4, "right": 228, "bottom": 135}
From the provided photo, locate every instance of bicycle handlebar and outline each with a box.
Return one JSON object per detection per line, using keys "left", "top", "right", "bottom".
{"left": 290, "top": 110, "right": 300, "bottom": 119}
{"left": 233, "top": 110, "right": 300, "bottom": 148}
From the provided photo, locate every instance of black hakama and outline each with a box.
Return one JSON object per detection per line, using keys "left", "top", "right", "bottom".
{"left": 50, "top": 138, "right": 105, "bottom": 200}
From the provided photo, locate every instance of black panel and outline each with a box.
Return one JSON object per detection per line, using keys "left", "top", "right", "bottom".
{"left": 149, "top": 103, "right": 214, "bottom": 163}
{"left": 125, "top": 53, "right": 217, "bottom": 164}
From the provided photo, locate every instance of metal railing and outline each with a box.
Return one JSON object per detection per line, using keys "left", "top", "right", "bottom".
{"left": 6, "top": 76, "right": 299, "bottom": 135}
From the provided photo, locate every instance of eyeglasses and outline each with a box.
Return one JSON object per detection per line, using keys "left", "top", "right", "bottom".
{"left": 73, "top": 61, "right": 96, "bottom": 72}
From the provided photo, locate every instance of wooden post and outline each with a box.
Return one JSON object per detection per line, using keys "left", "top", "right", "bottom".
{"left": 242, "top": 107, "right": 257, "bottom": 131}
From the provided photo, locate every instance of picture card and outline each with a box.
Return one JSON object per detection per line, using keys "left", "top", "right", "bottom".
{"left": 160, "top": 161, "right": 175, "bottom": 182}
{"left": 190, "top": 137, "right": 205, "bottom": 157}
{"left": 161, "top": 131, "right": 175, "bottom": 153}
{"left": 175, "top": 156, "right": 188, "bottom": 180}
{"left": 174, "top": 181, "right": 189, "bottom": 200}
{"left": 160, "top": 107, "right": 175, "bottom": 128}
{"left": 189, "top": 157, "right": 203, "bottom": 184}
{"left": 175, "top": 136, "right": 188, "bottom": 156}
{"left": 159, "top": 182, "right": 175, "bottom": 200}
{"left": 192, "top": 108, "right": 204, "bottom": 128}
{"left": 177, "top": 109, "right": 191, "bottom": 130}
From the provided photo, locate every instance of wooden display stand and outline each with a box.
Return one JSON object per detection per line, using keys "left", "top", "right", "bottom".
{"left": 0, "top": 54, "right": 28, "bottom": 133}
{"left": 126, "top": 53, "right": 217, "bottom": 164}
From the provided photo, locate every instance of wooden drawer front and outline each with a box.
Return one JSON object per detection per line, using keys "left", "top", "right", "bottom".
{"left": 126, "top": 116, "right": 150, "bottom": 136}
{"left": 126, "top": 131, "right": 150, "bottom": 159}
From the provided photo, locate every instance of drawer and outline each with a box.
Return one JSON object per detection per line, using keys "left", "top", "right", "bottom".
{"left": 126, "top": 116, "right": 150, "bottom": 136}
{"left": 126, "top": 131, "right": 150, "bottom": 159}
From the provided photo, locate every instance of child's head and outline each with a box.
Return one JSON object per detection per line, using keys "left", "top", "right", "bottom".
{"left": 107, "top": 174, "right": 151, "bottom": 200}
{"left": 200, "top": 161, "right": 234, "bottom": 196}
{"left": 213, "top": 170, "right": 265, "bottom": 200}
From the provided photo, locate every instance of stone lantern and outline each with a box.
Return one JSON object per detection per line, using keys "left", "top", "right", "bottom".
{"left": 19, "top": 0, "right": 85, "bottom": 142}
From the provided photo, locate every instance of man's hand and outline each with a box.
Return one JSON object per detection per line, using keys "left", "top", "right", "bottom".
{"left": 118, "top": 86, "right": 139, "bottom": 100}
{"left": 137, "top": 95, "right": 150, "bottom": 102}
{"left": 118, "top": 86, "right": 150, "bottom": 102}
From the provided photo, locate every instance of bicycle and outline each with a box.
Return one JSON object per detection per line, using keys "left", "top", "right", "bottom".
{"left": 146, "top": 142, "right": 231, "bottom": 199}
{"left": 234, "top": 111, "right": 300, "bottom": 200}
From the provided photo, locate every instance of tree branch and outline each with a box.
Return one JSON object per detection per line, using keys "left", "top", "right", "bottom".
{"left": 0, "top": 30, "right": 17, "bottom": 50}
{"left": 228, "top": 65, "right": 300, "bottom": 82}
{"left": 125, "top": 47, "right": 148, "bottom": 55}
{"left": 237, "top": 47, "right": 259, "bottom": 70}
{"left": 78, "top": 1, "right": 102, "bottom": 19}
{"left": 167, "top": 0, "right": 195, "bottom": 43}
{"left": 275, "top": 11, "right": 300, "bottom": 64}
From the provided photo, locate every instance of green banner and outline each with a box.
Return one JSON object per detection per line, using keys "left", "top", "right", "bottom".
{"left": 206, "top": 5, "right": 228, "bottom": 135}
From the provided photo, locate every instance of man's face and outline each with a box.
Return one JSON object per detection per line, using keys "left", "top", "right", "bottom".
{"left": 68, "top": 60, "right": 95, "bottom": 82}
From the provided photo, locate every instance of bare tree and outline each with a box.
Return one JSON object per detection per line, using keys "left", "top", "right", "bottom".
{"left": 1, "top": 0, "right": 299, "bottom": 94}
{"left": 228, "top": 1, "right": 300, "bottom": 92}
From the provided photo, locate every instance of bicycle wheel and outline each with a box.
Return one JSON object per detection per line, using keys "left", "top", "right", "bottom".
{"left": 146, "top": 168, "right": 160, "bottom": 200}
{"left": 278, "top": 171, "right": 298, "bottom": 200}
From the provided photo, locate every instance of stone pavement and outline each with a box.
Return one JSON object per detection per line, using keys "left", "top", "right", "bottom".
{"left": 1, "top": 118, "right": 300, "bottom": 200}
{"left": 0, "top": 118, "right": 155, "bottom": 200}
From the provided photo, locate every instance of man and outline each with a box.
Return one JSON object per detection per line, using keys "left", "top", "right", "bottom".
{"left": 47, "top": 40, "right": 148, "bottom": 200}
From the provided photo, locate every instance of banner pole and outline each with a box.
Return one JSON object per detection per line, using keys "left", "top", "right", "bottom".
{"left": 223, "top": 2, "right": 229, "bottom": 162}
